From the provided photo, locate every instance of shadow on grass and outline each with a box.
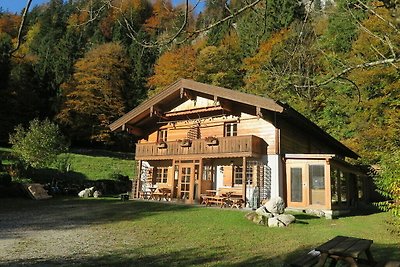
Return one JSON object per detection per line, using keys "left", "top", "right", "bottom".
{"left": 0, "top": 246, "right": 225, "bottom": 267}
{"left": 1, "top": 242, "right": 398, "bottom": 267}
{"left": 0, "top": 198, "right": 193, "bottom": 238}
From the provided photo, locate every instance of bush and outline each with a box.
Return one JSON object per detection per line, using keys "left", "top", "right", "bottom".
{"left": 9, "top": 118, "right": 69, "bottom": 169}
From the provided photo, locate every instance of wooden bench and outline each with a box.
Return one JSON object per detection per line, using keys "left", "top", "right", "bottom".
{"left": 152, "top": 188, "right": 172, "bottom": 201}
{"left": 288, "top": 250, "right": 320, "bottom": 267}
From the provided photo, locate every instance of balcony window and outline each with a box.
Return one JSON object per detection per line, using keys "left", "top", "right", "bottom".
{"left": 158, "top": 129, "right": 168, "bottom": 142}
{"left": 225, "top": 122, "right": 237, "bottom": 137}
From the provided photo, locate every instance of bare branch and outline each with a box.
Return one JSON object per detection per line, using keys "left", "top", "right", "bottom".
{"left": 114, "top": 0, "right": 262, "bottom": 48}
{"left": 9, "top": 0, "right": 32, "bottom": 55}
{"left": 356, "top": 0, "right": 400, "bottom": 34}
{"left": 294, "top": 57, "right": 400, "bottom": 89}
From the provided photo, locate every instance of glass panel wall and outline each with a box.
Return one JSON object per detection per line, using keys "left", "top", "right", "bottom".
{"left": 290, "top": 167, "right": 303, "bottom": 202}
{"left": 309, "top": 165, "right": 325, "bottom": 205}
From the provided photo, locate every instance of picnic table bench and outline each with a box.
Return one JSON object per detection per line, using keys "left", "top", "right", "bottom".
{"left": 288, "top": 236, "right": 376, "bottom": 267}
{"left": 152, "top": 188, "right": 172, "bottom": 201}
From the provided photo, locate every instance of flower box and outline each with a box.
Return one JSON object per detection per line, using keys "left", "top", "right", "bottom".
{"left": 180, "top": 138, "right": 192, "bottom": 147}
{"left": 205, "top": 136, "right": 219, "bottom": 146}
{"left": 157, "top": 141, "right": 167, "bottom": 149}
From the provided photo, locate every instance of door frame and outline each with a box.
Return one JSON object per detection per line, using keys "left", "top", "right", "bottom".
{"left": 177, "top": 163, "right": 195, "bottom": 203}
{"left": 286, "top": 164, "right": 308, "bottom": 207}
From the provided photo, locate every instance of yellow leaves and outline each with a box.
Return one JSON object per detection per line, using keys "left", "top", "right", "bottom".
{"left": 243, "top": 28, "right": 289, "bottom": 72}
{"left": 57, "top": 42, "right": 129, "bottom": 142}
{"left": 351, "top": 5, "right": 400, "bottom": 61}
{"left": 147, "top": 45, "right": 197, "bottom": 92}
{"left": 144, "top": 0, "right": 175, "bottom": 34}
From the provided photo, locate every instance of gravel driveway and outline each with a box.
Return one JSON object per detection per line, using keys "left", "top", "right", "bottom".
{"left": 0, "top": 198, "right": 138, "bottom": 266}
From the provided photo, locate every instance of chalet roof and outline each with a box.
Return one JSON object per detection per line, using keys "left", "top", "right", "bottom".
{"left": 110, "top": 79, "right": 359, "bottom": 159}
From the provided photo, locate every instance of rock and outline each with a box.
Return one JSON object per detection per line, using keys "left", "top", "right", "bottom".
{"left": 267, "top": 214, "right": 296, "bottom": 227}
{"left": 255, "top": 206, "right": 273, "bottom": 218}
{"left": 276, "top": 214, "right": 296, "bottom": 225}
{"left": 263, "top": 196, "right": 286, "bottom": 215}
{"left": 93, "top": 190, "right": 102, "bottom": 198}
{"left": 78, "top": 188, "right": 90, "bottom": 198}
{"left": 245, "top": 212, "right": 267, "bottom": 225}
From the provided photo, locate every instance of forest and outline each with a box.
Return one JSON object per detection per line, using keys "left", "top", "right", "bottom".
{"left": 0, "top": 0, "right": 399, "bottom": 168}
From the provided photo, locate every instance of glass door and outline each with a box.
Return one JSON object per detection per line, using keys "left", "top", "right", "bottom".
{"left": 177, "top": 164, "right": 195, "bottom": 202}
{"left": 287, "top": 166, "right": 307, "bottom": 207}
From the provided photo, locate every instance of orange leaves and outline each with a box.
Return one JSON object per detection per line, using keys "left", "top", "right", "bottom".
{"left": 147, "top": 45, "right": 197, "bottom": 93}
{"left": 57, "top": 42, "right": 129, "bottom": 142}
{"left": 0, "top": 14, "right": 21, "bottom": 37}
{"left": 144, "top": 0, "right": 175, "bottom": 34}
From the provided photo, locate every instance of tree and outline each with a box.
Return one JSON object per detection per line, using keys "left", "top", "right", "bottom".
{"left": 375, "top": 151, "right": 400, "bottom": 235}
{"left": 57, "top": 42, "right": 129, "bottom": 143}
{"left": 147, "top": 45, "right": 197, "bottom": 93}
{"left": 9, "top": 118, "right": 68, "bottom": 169}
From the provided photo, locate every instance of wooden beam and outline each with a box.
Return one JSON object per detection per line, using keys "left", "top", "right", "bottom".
{"left": 149, "top": 106, "right": 154, "bottom": 117}
{"left": 219, "top": 99, "right": 234, "bottom": 112}
{"left": 275, "top": 128, "right": 280, "bottom": 154}
{"left": 242, "top": 157, "right": 247, "bottom": 205}
{"left": 184, "top": 89, "right": 196, "bottom": 100}
{"left": 136, "top": 160, "right": 142, "bottom": 199}
{"left": 127, "top": 125, "right": 144, "bottom": 136}
{"left": 256, "top": 106, "right": 263, "bottom": 118}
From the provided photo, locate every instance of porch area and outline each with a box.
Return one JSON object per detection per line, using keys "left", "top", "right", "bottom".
{"left": 133, "top": 157, "right": 272, "bottom": 209}
{"left": 285, "top": 154, "right": 370, "bottom": 217}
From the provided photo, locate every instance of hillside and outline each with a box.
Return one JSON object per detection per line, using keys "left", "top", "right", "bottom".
{"left": 0, "top": 0, "right": 399, "bottom": 167}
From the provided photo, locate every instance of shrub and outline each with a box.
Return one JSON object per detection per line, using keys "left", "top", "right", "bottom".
{"left": 9, "top": 119, "right": 69, "bottom": 169}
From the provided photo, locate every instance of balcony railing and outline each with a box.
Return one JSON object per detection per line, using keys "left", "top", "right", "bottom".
{"left": 135, "top": 135, "right": 267, "bottom": 160}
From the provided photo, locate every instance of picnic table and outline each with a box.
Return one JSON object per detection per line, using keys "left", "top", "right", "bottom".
{"left": 314, "top": 235, "right": 376, "bottom": 267}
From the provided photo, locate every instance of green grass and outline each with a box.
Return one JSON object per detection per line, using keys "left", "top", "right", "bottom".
{"left": 0, "top": 147, "right": 136, "bottom": 181}
{"left": 1, "top": 198, "right": 398, "bottom": 266}
{"left": 59, "top": 149, "right": 136, "bottom": 180}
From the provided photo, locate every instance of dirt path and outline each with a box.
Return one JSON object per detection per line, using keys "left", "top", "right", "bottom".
{"left": 0, "top": 198, "right": 138, "bottom": 266}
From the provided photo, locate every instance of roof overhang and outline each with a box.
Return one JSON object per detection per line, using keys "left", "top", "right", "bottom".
{"left": 110, "top": 79, "right": 359, "bottom": 159}
{"left": 109, "top": 79, "right": 284, "bottom": 133}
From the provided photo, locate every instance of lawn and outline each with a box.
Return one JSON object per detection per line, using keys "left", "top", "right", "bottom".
{"left": 0, "top": 197, "right": 398, "bottom": 266}
{"left": 0, "top": 147, "right": 136, "bottom": 181}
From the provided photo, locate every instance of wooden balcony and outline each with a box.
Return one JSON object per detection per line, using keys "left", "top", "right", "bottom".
{"left": 136, "top": 135, "right": 267, "bottom": 160}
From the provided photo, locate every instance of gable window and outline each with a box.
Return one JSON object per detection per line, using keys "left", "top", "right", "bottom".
{"left": 234, "top": 165, "right": 253, "bottom": 185}
{"left": 156, "top": 167, "right": 168, "bottom": 183}
{"left": 225, "top": 122, "right": 237, "bottom": 137}
{"left": 158, "top": 129, "right": 168, "bottom": 142}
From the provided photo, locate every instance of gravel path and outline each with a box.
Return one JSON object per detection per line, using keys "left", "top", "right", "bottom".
{"left": 0, "top": 198, "right": 138, "bottom": 266}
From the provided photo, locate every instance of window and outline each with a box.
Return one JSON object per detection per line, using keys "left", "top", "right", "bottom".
{"left": 225, "top": 123, "right": 237, "bottom": 137}
{"left": 290, "top": 167, "right": 303, "bottom": 203}
{"left": 156, "top": 167, "right": 168, "bottom": 183}
{"left": 158, "top": 129, "right": 168, "bottom": 142}
{"left": 234, "top": 165, "right": 253, "bottom": 185}
{"left": 309, "top": 165, "right": 325, "bottom": 205}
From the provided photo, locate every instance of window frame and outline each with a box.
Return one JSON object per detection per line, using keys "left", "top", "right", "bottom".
{"left": 224, "top": 122, "right": 238, "bottom": 137}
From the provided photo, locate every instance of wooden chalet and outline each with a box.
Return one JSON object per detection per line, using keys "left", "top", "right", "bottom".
{"left": 110, "top": 79, "right": 370, "bottom": 217}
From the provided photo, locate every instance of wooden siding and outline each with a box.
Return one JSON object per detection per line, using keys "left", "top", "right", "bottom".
{"left": 280, "top": 120, "right": 336, "bottom": 154}
{"left": 141, "top": 109, "right": 277, "bottom": 155}
{"left": 136, "top": 135, "right": 267, "bottom": 160}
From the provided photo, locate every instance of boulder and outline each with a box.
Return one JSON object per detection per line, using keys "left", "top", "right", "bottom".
{"left": 78, "top": 188, "right": 90, "bottom": 198}
{"left": 255, "top": 206, "right": 273, "bottom": 218}
{"left": 93, "top": 190, "right": 102, "bottom": 198}
{"left": 245, "top": 212, "right": 267, "bottom": 225}
{"left": 263, "top": 196, "right": 286, "bottom": 215}
{"left": 267, "top": 214, "right": 296, "bottom": 227}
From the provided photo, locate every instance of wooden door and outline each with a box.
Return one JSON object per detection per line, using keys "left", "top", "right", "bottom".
{"left": 287, "top": 165, "right": 308, "bottom": 207}
{"left": 177, "top": 164, "right": 195, "bottom": 203}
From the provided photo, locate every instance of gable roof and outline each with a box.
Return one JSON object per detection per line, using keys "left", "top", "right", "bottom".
{"left": 110, "top": 79, "right": 359, "bottom": 159}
